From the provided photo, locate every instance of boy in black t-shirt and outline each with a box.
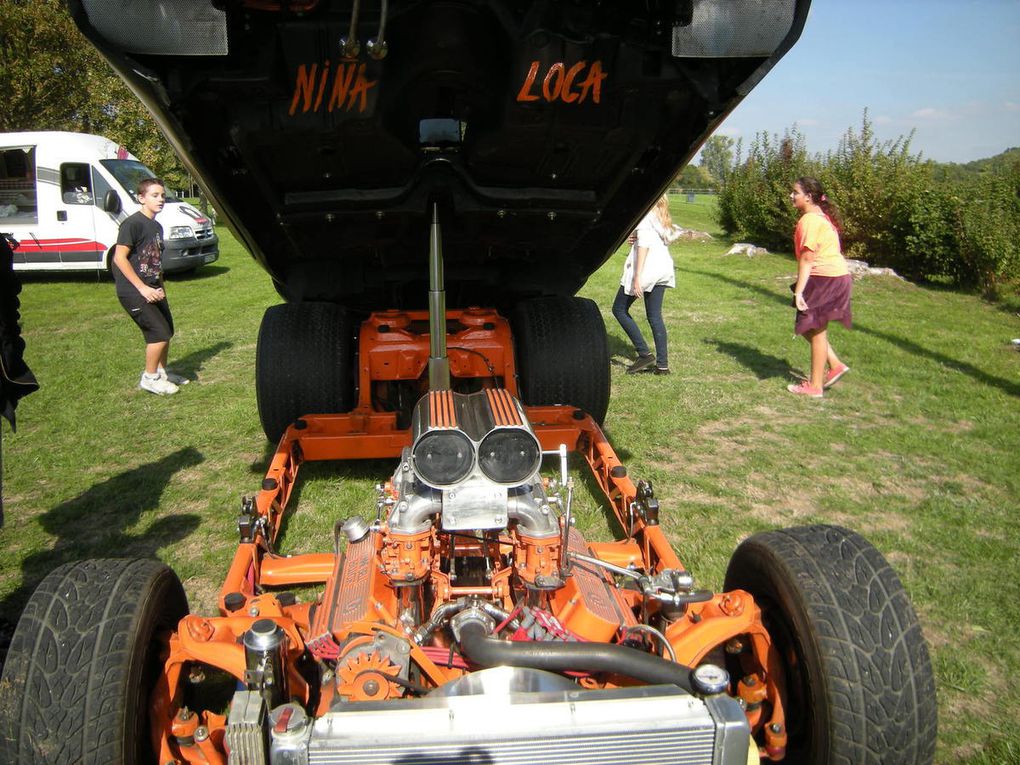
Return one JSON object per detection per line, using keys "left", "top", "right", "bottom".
{"left": 113, "top": 178, "right": 188, "bottom": 395}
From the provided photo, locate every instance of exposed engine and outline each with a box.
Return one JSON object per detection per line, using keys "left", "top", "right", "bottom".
{"left": 229, "top": 386, "right": 753, "bottom": 763}
{"left": 308, "top": 387, "right": 702, "bottom": 694}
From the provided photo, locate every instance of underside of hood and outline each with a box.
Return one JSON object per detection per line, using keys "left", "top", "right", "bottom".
{"left": 68, "top": 0, "right": 810, "bottom": 311}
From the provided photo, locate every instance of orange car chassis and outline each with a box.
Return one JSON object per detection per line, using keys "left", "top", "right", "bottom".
{"left": 149, "top": 308, "right": 790, "bottom": 764}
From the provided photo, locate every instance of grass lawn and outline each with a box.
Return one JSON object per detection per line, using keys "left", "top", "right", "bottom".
{"left": 2, "top": 195, "right": 1018, "bottom": 763}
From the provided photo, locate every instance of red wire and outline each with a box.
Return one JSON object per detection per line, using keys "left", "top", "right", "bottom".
{"left": 420, "top": 645, "right": 470, "bottom": 669}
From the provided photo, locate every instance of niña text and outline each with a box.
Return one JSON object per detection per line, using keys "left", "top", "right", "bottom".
{"left": 289, "top": 61, "right": 378, "bottom": 116}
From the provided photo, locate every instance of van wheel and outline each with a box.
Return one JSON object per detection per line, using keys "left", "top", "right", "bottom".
{"left": 0, "top": 559, "right": 188, "bottom": 765}
{"left": 724, "top": 525, "right": 937, "bottom": 765}
{"left": 511, "top": 296, "right": 610, "bottom": 424}
{"left": 256, "top": 302, "right": 356, "bottom": 442}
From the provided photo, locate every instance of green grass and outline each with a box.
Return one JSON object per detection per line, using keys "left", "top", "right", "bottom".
{"left": 2, "top": 196, "right": 1019, "bottom": 763}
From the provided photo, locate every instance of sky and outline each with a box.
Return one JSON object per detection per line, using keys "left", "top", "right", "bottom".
{"left": 710, "top": 0, "right": 1020, "bottom": 164}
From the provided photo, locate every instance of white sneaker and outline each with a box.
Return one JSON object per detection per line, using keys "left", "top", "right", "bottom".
{"left": 158, "top": 367, "right": 190, "bottom": 386}
{"left": 139, "top": 372, "right": 179, "bottom": 396}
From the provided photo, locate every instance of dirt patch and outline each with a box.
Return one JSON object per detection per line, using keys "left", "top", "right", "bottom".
{"left": 182, "top": 574, "right": 222, "bottom": 617}
{"left": 655, "top": 482, "right": 730, "bottom": 510}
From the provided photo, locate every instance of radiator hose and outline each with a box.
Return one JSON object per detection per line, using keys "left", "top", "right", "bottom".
{"left": 456, "top": 618, "right": 697, "bottom": 695}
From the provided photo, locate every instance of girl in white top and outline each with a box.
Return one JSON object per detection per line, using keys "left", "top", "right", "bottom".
{"left": 612, "top": 195, "right": 678, "bottom": 374}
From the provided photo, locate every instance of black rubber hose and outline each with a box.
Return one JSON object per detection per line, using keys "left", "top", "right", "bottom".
{"left": 457, "top": 619, "right": 697, "bottom": 694}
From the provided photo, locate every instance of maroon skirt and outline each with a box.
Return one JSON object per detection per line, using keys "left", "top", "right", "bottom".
{"left": 794, "top": 274, "right": 852, "bottom": 336}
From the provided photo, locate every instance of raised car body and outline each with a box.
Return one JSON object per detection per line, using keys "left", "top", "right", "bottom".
{"left": 0, "top": 3, "right": 939, "bottom": 765}
{"left": 68, "top": 0, "right": 809, "bottom": 308}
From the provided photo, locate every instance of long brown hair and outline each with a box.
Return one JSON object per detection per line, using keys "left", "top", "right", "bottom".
{"left": 796, "top": 176, "right": 842, "bottom": 234}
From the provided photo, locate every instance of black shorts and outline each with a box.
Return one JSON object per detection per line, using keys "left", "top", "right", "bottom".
{"left": 118, "top": 290, "right": 175, "bottom": 343}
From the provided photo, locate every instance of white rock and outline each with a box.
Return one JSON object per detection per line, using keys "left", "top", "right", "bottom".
{"left": 725, "top": 243, "right": 768, "bottom": 257}
{"left": 845, "top": 259, "right": 903, "bottom": 280}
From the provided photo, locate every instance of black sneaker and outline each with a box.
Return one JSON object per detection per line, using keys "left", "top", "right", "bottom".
{"left": 653, "top": 367, "right": 671, "bottom": 375}
{"left": 626, "top": 354, "right": 656, "bottom": 374}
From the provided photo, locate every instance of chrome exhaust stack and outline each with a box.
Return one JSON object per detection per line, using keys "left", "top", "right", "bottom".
{"left": 428, "top": 203, "right": 451, "bottom": 390}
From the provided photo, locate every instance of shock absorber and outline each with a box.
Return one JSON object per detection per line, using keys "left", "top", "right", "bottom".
{"left": 243, "top": 619, "right": 289, "bottom": 709}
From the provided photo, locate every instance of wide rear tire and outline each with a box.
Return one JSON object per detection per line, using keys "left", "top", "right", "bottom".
{"left": 256, "top": 301, "right": 356, "bottom": 442}
{"left": 0, "top": 559, "right": 189, "bottom": 765}
{"left": 511, "top": 296, "right": 610, "bottom": 423}
{"left": 724, "top": 525, "right": 937, "bottom": 765}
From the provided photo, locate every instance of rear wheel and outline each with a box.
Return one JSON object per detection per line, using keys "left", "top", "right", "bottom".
{"left": 724, "top": 525, "right": 937, "bottom": 765}
{"left": 0, "top": 559, "right": 188, "bottom": 765}
{"left": 511, "top": 296, "right": 610, "bottom": 423}
{"left": 256, "top": 301, "right": 356, "bottom": 442}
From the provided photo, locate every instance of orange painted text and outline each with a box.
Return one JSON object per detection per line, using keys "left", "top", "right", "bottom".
{"left": 516, "top": 60, "right": 607, "bottom": 104}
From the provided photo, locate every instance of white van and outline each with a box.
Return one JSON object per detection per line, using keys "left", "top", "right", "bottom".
{"left": 0, "top": 131, "right": 218, "bottom": 274}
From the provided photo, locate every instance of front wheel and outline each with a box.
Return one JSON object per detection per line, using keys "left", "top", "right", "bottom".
{"left": 724, "top": 525, "right": 937, "bottom": 765}
{"left": 0, "top": 559, "right": 188, "bottom": 765}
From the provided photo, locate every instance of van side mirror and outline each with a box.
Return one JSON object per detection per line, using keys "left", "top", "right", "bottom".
{"left": 103, "top": 190, "right": 122, "bottom": 214}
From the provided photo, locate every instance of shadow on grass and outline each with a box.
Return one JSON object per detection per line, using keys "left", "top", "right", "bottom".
{"left": 575, "top": 466, "right": 629, "bottom": 540}
{"left": 607, "top": 332, "right": 637, "bottom": 363}
{"left": 272, "top": 457, "right": 405, "bottom": 549}
{"left": 166, "top": 264, "right": 230, "bottom": 282}
{"left": 173, "top": 340, "right": 232, "bottom": 380}
{"left": 679, "top": 266, "right": 790, "bottom": 308}
{"left": 16, "top": 271, "right": 110, "bottom": 286}
{"left": 704, "top": 339, "right": 795, "bottom": 380}
{"left": 0, "top": 447, "right": 204, "bottom": 672}
{"left": 686, "top": 267, "right": 1020, "bottom": 398}
{"left": 853, "top": 323, "right": 1020, "bottom": 397}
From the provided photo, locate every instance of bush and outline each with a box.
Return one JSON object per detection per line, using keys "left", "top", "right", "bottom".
{"left": 903, "top": 185, "right": 963, "bottom": 281}
{"left": 822, "top": 112, "right": 930, "bottom": 269}
{"left": 715, "top": 112, "right": 1020, "bottom": 298}
{"left": 717, "top": 128, "right": 814, "bottom": 250}
{"left": 956, "top": 163, "right": 1020, "bottom": 296}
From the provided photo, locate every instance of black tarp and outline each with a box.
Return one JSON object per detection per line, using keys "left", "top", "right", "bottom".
{"left": 0, "top": 233, "right": 39, "bottom": 526}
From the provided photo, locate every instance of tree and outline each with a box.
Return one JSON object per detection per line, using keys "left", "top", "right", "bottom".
{"left": 700, "top": 135, "right": 736, "bottom": 186}
{"left": 0, "top": 0, "right": 189, "bottom": 189}
{"left": 675, "top": 163, "right": 713, "bottom": 190}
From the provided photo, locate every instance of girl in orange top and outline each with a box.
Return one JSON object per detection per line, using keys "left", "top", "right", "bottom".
{"left": 788, "top": 177, "right": 851, "bottom": 398}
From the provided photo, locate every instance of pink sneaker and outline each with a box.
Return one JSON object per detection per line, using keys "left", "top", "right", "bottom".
{"left": 824, "top": 363, "right": 850, "bottom": 389}
{"left": 787, "top": 381, "right": 823, "bottom": 398}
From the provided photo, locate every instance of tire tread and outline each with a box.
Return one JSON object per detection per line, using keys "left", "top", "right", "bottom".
{"left": 256, "top": 302, "right": 354, "bottom": 442}
{"left": 0, "top": 559, "right": 187, "bottom": 765}
{"left": 725, "top": 525, "right": 936, "bottom": 765}
{"left": 511, "top": 296, "right": 610, "bottom": 423}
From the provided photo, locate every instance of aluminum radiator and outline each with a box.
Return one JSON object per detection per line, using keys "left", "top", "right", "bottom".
{"left": 268, "top": 679, "right": 751, "bottom": 765}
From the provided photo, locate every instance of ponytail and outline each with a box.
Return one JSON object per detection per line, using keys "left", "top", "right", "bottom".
{"left": 796, "top": 176, "right": 842, "bottom": 234}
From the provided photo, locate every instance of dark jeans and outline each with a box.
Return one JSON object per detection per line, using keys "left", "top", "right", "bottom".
{"left": 612, "top": 284, "right": 668, "bottom": 368}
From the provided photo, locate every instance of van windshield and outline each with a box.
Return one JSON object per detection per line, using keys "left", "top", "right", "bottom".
{"left": 99, "top": 159, "right": 179, "bottom": 202}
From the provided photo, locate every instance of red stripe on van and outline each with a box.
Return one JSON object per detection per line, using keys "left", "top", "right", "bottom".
{"left": 17, "top": 238, "right": 106, "bottom": 253}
